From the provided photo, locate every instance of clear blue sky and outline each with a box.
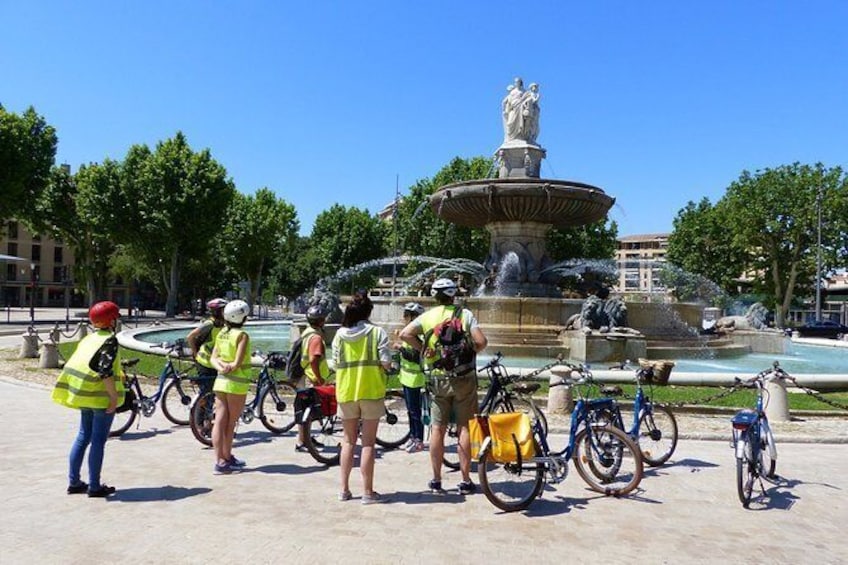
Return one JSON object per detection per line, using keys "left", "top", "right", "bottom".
{"left": 3, "top": 1, "right": 847, "bottom": 237}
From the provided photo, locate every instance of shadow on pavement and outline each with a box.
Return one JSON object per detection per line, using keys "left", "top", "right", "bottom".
{"left": 108, "top": 485, "right": 212, "bottom": 502}
{"left": 245, "top": 463, "right": 329, "bottom": 475}
{"left": 114, "top": 429, "right": 174, "bottom": 441}
{"left": 381, "top": 490, "right": 467, "bottom": 505}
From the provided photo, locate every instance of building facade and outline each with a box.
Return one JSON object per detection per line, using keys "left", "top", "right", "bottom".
{"left": 614, "top": 233, "right": 669, "bottom": 297}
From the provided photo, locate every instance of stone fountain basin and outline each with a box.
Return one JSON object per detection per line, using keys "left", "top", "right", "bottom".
{"left": 430, "top": 178, "right": 615, "bottom": 228}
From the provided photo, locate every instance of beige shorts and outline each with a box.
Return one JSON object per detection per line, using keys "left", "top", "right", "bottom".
{"left": 338, "top": 398, "right": 384, "bottom": 421}
{"left": 430, "top": 376, "right": 478, "bottom": 429}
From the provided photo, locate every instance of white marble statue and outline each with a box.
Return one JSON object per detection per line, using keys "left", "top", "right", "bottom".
{"left": 501, "top": 77, "right": 541, "bottom": 144}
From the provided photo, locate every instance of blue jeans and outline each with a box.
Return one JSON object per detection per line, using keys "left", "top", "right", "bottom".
{"left": 403, "top": 385, "right": 424, "bottom": 442}
{"left": 68, "top": 408, "right": 114, "bottom": 490}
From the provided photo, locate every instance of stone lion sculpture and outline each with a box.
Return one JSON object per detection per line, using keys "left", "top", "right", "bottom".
{"left": 308, "top": 283, "right": 343, "bottom": 324}
{"left": 715, "top": 302, "right": 771, "bottom": 332}
{"left": 565, "top": 295, "right": 629, "bottom": 332}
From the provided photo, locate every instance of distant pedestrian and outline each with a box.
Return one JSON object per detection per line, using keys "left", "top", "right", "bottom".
{"left": 52, "top": 301, "right": 125, "bottom": 498}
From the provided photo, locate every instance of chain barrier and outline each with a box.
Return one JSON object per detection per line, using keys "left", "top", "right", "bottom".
{"left": 783, "top": 375, "right": 848, "bottom": 412}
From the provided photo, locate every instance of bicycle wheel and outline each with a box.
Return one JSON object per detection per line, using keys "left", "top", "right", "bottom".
{"left": 759, "top": 421, "right": 777, "bottom": 478}
{"left": 477, "top": 441, "right": 545, "bottom": 512}
{"left": 375, "top": 390, "right": 411, "bottom": 449}
{"left": 161, "top": 378, "right": 200, "bottom": 426}
{"left": 304, "top": 411, "right": 343, "bottom": 466}
{"left": 736, "top": 446, "right": 755, "bottom": 508}
{"left": 110, "top": 392, "right": 137, "bottom": 438}
{"left": 190, "top": 390, "right": 216, "bottom": 447}
{"left": 638, "top": 404, "right": 678, "bottom": 467}
{"left": 259, "top": 381, "right": 298, "bottom": 434}
{"left": 573, "top": 425, "right": 643, "bottom": 496}
{"left": 442, "top": 422, "right": 460, "bottom": 470}
{"left": 494, "top": 397, "right": 549, "bottom": 438}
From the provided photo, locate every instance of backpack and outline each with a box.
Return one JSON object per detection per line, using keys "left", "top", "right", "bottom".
{"left": 430, "top": 306, "right": 474, "bottom": 374}
{"left": 193, "top": 322, "right": 214, "bottom": 348}
{"left": 285, "top": 334, "right": 306, "bottom": 381}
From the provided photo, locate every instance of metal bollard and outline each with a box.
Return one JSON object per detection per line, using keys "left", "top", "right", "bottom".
{"left": 19, "top": 330, "right": 39, "bottom": 359}
{"left": 765, "top": 377, "right": 791, "bottom": 422}
{"left": 547, "top": 368, "right": 573, "bottom": 415}
{"left": 51, "top": 323, "right": 61, "bottom": 343}
{"left": 78, "top": 322, "right": 88, "bottom": 338}
{"left": 39, "top": 341, "right": 60, "bottom": 368}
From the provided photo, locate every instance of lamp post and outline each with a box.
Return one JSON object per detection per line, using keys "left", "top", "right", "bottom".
{"left": 29, "top": 262, "right": 36, "bottom": 325}
{"left": 815, "top": 187, "right": 824, "bottom": 322}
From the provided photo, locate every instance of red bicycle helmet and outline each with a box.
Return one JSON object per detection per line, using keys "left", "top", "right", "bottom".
{"left": 89, "top": 301, "right": 121, "bottom": 329}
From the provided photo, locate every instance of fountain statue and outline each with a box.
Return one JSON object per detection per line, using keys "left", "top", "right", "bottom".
{"left": 429, "top": 77, "right": 615, "bottom": 297}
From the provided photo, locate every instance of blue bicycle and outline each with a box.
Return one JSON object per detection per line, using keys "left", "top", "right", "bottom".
{"left": 731, "top": 362, "right": 780, "bottom": 508}
{"left": 601, "top": 362, "right": 679, "bottom": 466}
{"left": 477, "top": 364, "right": 643, "bottom": 512}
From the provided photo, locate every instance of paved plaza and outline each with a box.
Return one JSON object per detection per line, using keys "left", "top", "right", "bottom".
{"left": 1, "top": 375, "right": 847, "bottom": 564}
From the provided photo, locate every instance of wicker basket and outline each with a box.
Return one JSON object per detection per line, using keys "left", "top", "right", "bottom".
{"left": 638, "top": 358, "right": 675, "bottom": 385}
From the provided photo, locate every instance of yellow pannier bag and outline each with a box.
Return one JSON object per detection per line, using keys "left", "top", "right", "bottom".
{"left": 470, "top": 412, "right": 535, "bottom": 463}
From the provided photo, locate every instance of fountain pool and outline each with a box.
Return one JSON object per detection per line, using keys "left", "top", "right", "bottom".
{"left": 118, "top": 321, "right": 294, "bottom": 358}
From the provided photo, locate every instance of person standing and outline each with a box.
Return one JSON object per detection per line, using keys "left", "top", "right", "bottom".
{"left": 187, "top": 298, "right": 228, "bottom": 380}
{"left": 392, "top": 302, "right": 427, "bottom": 453}
{"left": 210, "top": 299, "right": 252, "bottom": 475}
{"left": 295, "top": 305, "right": 332, "bottom": 450}
{"left": 399, "top": 278, "right": 488, "bottom": 495}
{"left": 332, "top": 291, "right": 393, "bottom": 504}
{"left": 52, "top": 301, "right": 125, "bottom": 498}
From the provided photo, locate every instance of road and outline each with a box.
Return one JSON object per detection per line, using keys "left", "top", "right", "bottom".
{"left": 0, "top": 378, "right": 846, "bottom": 564}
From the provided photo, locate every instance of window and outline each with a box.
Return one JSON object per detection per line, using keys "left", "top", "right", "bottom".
{"left": 54, "top": 247, "right": 63, "bottom": 263}
{"left": 53, "top": 266, "right": 63, "bottom": 283}
{"left": 6, "top": 221, "right": 18, "bottom": 239}
{"left": 31, "top": 244, "right": 40, "bottom": 261}
{"left": 7, "top": 242, "right": 17, "bottom": 256}
{"left": 5, "top": 264, "right": 15, "bottom": 282}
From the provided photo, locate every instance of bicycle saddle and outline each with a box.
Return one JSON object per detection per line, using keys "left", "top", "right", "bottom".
{"left": 121, "top": 358, "right": 140, "bottom": 368}
{"left": 512, "top": 382, "right": 540, "bottom": 395}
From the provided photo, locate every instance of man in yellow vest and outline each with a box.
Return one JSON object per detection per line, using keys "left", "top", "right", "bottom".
{"left": 52, "top": 301, "right": 125, "bottom": 498}
{"left": 187, "top": 297, "right": 228, "bottom": 379}
{"left": 296, "top": 305, "right": 332, "bottom": 450}
{"left": 400, "top": 278, "right": 488, "bottom": 495}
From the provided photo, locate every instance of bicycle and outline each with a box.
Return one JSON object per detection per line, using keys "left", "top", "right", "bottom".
{"left": 599, "top": 361, "right": 679, "bottom": 466}
{"left": 477, "top": 363, "right": 643, "bottom": 512}
{"left": 109, "top": 342, "right": 212, "bottom": 437}
{"left": 731, "top": 362, "right": 781, "bottom": 508}
{"left": 189, "top": 351, "right": 299, "bottom": 447}
{"left": 440, "top": 352, "right": 552, "bottom": 471}
{"left": 300, "top": 389, "right": 411, "bottom": 466}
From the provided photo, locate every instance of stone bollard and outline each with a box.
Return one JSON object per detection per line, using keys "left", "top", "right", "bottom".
{"left": 19, "top": 330, "right": 39, "bottom": 359}
{"left": 78, "top": 322, "right": 88, "bottom": 339}
{"left": 51, "top": 323, "right": 61, "bottom": 343}
{"left": 547, "top": 368, "right": 573, "bottom": 415}
{"left": 39, "top": 341, "right": 60, "bottom": 368}
{"left": 764, "top": 377, "right": 791, "bottom": 422}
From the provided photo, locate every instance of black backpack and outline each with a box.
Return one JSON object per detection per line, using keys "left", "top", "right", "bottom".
{"left": 430, "top": 306, "right": 474, "bottom": 374}
{"left": 285, "top": 334, "right": 306, "bottom": 381}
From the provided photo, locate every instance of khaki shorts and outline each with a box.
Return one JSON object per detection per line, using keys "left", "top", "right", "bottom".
{"left": 430, "top": 376, "right": 478, "bottom": 429}
{"left": 338, "top": 398, "right": 384, "bottom": 421}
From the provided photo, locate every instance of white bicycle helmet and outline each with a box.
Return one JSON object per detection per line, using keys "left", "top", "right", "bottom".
{"left": 223, "top": 299, "right": 250, "bottom": 325}
{"left": 403, "top": 302, "right": 425, "bottom": 316}
{"left": 430, "top": 278, "right": 458, "bottom": 298}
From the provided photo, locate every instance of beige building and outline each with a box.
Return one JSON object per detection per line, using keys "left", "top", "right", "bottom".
{"left": 615, "top": 233, "right": 669, "bottom": 296}
{"left": 1, "top": 220, "right": 129, "bottom": 310}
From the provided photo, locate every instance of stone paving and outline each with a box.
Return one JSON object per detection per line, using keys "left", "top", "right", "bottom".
{"left": 2, "top": 376, "right": 847, "bottom": 564}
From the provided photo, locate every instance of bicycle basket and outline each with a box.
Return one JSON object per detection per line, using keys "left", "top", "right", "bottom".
{"left": 470, "top": 412, "right": 534, "bottom": 463}
{"left": 638, "top": 358, "right": 675, "bottom": 385}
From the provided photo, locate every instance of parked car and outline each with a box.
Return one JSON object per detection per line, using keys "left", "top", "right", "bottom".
{"left": 795, "top": 320, "right": 848, "bottom": 339}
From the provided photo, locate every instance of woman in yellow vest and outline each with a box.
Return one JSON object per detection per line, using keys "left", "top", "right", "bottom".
{"left": 187, "top": 297, "right": 227, "bottom": 379}
{"left": 51, "top": 301, "right": 125, "bottom": 498}
{"left": 209, "top": 299, "right": 252, "bottom": 475}
{"left": 331, "top": 291, "right": 393, "bottom": 504}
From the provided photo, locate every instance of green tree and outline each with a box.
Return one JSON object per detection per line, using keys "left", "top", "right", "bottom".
{"left": 220, "top": 188, "right": 299, "bottom": 310}
{"left": 391, "top": 157, "right": 491, "bottom": 262}
{"left": 547, "top": 219, "right": 619, "bottom": 262}
{"left": 310, "top": 204, "right": 387, "bottom": 288}
{"left": 118, "top": 132, "right": 235, "bottom": 316}
{"left": 0, "top": 105, "right": 57, "bottom": 223}
{"left": 666, "top": 197, "right": 747, "bottom": 294}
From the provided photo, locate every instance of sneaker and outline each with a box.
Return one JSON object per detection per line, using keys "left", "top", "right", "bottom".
{"left": 294, "top": 443, "right": 309, "bottom": 453}
{"left": 228, "top": 455, "right": 246, "bottom": 468}
{"left": 457, "top": 480, "right": 476, "bottom": 495}
{"left": 213, "top": 462, "right": 233, "bottom": 475}
{"left": 338, "top": 490, "right": 352, "bottom": 502}
{"left": 67, "top": 481, "right": 88, "bottom": 495}
{"left": 406, "top": 439, "right": 424, "bottom": 453}
{"left": 428, "top": 479, "right": 446, "bottom": 494}
{"left": 361, "top": 492, "right": 388, "bottom": 505}
{"left": 87, "top": 485, "right": 116, "bottom": 498}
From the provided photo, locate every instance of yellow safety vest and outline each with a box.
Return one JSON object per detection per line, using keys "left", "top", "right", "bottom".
{"left": 334, "top": 326, "right": 386, "bottom": 402}
{"left": 300, "top": 326, "right": 330, "bottom": 383}
{"left": 195, "top": 319, "right": 222, "bottom": 369}
{"left": 212, "top": 328, "right": 253, "bottom": 395}
{"left": 398, "top": 344, "right": 425, "bottom": 388}
{"left": 418, "top": 305, "right": 476, "bottom": 377}
{"left": 52, "top": 330, "right": 126, "bottom": 410}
